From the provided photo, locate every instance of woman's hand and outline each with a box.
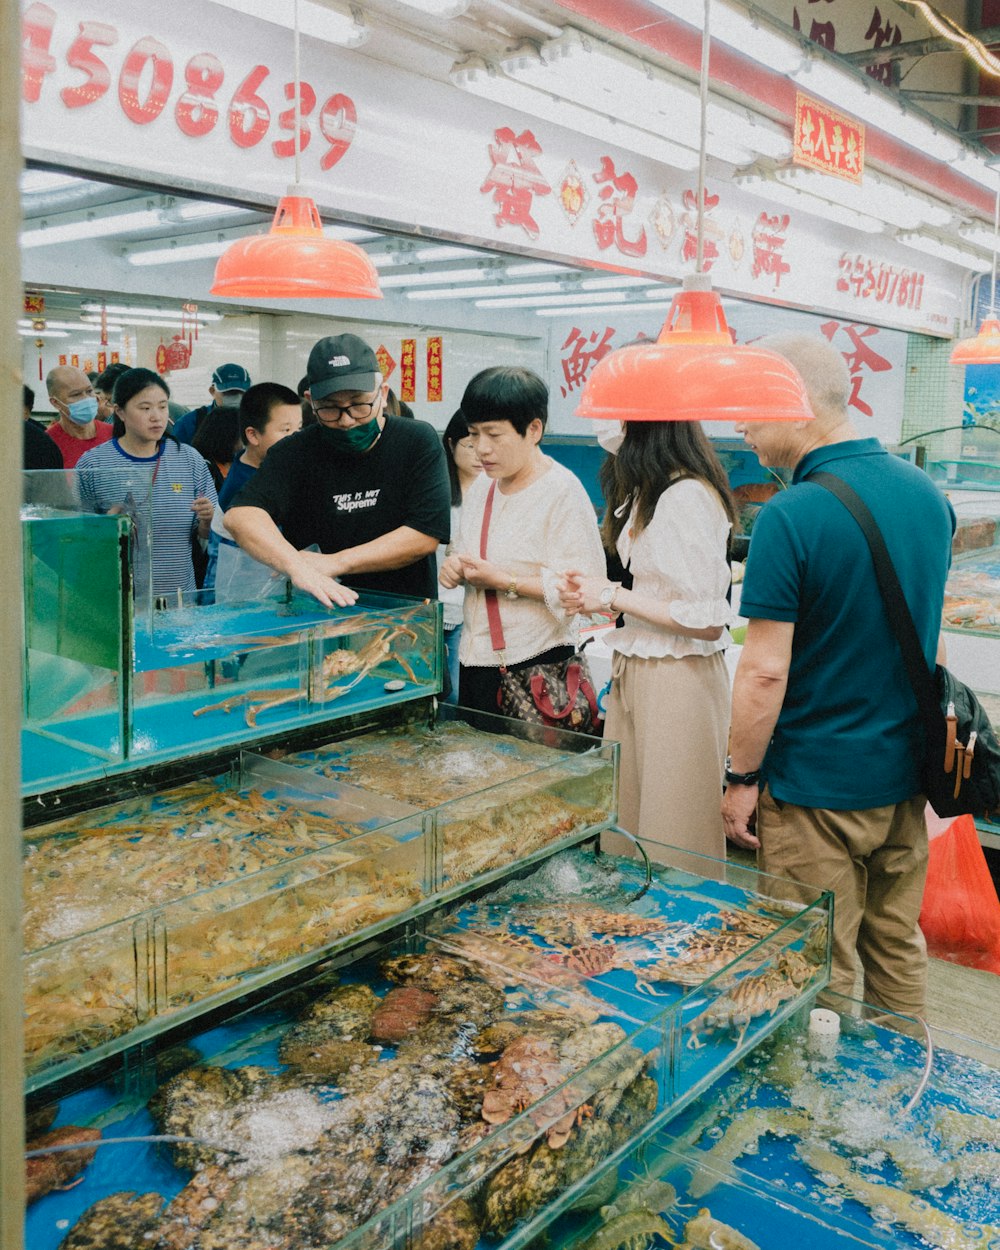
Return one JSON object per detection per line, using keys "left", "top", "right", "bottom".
{"left": 558, "top": 570, "right": 613, "bottom": 616}
{"left": 457, "top": 555, "right": 507, "bottom": 590}
{"left": 439, "top": 552, "right": 467, "bottom": 589}
{"left": 191, "top": 495, "right": 215, "bottom": 537}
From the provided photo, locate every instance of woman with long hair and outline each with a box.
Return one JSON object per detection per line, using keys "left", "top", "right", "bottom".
{"left": 560, "top": 420, "right": 737, "bottom": 860}
{"left": 77, "top": 368, "right": 217, "bottom": 599}
{"left": 437, "top": 408, "right": 482, "bottom": 703}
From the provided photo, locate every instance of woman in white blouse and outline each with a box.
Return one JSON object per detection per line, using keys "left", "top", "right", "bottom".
{"left": 560, "top": 421, "right": 737, "bottom": 860}
{"left": 439, "top": 366, "right": 605, "bottom": 718}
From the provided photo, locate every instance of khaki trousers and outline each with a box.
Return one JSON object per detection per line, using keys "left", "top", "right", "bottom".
{"left": 603, "top": 650, "right": 729, "bottom": 864}
{"left": 756, "top": 787, "right": 929, "bottom": 1016}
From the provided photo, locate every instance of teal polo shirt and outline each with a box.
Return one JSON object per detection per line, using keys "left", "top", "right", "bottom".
{"left": 740, "top": 439, "right": 955, "bottom": 810}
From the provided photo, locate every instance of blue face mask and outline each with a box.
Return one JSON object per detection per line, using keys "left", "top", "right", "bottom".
{"left": 64, "top": 396, "right": 99, "bottom": 426}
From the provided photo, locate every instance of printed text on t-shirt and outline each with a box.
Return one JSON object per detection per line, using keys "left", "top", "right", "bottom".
{"left": 331, "top": 489, "right": 381, "bottom": 513}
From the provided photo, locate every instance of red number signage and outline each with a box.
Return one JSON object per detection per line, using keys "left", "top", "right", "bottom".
{"left": 836, "top": 253, "right": 924, "bottom": 311}
{"left": 21, "top": 3, "right": 358, "bottom": 173}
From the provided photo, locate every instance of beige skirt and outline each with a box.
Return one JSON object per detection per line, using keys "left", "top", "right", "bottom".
{"left": 602, "top": 650, "right": 730, "bottom": 864}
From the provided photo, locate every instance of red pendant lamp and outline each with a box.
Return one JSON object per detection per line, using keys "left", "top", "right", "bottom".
{"left": 950, "top": 181, "right": 1000, "bottom": 365}
{"left": 575, "top": 1, "right": 813, "bottom": 424}
{"left": 210, "top": 1, "right": 381, "bottom": 301}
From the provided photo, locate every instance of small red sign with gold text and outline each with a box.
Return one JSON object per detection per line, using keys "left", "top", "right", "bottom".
{"left": 794, "top": 93, "right": 864, "bottom": 185}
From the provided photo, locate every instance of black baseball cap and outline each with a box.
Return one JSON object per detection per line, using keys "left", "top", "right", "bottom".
{"left": 307, "top": 334, "right": 380, "bottom": 401}
{"left": 212, "top": 363, "right": 252, "bottom": 392}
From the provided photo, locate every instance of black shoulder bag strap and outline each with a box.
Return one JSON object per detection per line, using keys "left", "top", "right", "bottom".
{"left": 807, "top": 470, "right": 940, "bottom": 729}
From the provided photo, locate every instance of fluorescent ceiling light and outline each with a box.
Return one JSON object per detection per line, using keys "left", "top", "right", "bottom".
{"left": 21, "top": 206, "right": 165, "bottom": 247}
{"left": 379, "top": 267, "right": 494, "bottom": 288}
{"left": 395, "top": 0, "right": 470, "bottom": 14}
{"left": 18, "top": 318, "right": 114, "bottom": 331}
{"left": 20, "top": 170, "right": 87, "bottom": 194}
{"left": 792, "top": 55, "right": 964, "bottom": 164}
{"left": 578, "top": 276, "right": 662, "bottom": 290}
{"left": 207, "top": 0, "right": 367, "bottom": 46}
{"left": 81, "top": 301, "right": 223, "bottom": 320}
{"left": 768, "top": 165, "right": 952, "bottom": 231}
{"left": 734, "top": 171, "right": 884, "bottom": 233}
{"left": 19, "top": 327, "right": 69, "bottom": 337}
{"left": 413, "top": 245, "right": 494, "bottom": 262}
{"left": 127, "top": 238, "right": 235, "bottom": 266}
{"left": 475, "top": 291, "right": 630, "bottom": 308}
{"left": 897, "top": 231, "right": 990, "bottom": 271}
{"left": 409, "top": 281, "right": 566, "bottom": 300}
{"left": 452, "top": 56, "right": 700, "bottom": 172}
{"left": 505, "top": 261, "right": 577, "bottom": 277}
{"left": 501, "top": 32, "right": 788, "bottom": 166}
{"left": 325, "top": 225, "right": 381, "bottom": 242}
{"left": 173, "top": 201, "right": 258, "bottom": 221}
{"left": 643, "top": 0, "right": 806, "bottom": 74}
{"left": 534, "top": 299, "right": 678, "bottom": 316}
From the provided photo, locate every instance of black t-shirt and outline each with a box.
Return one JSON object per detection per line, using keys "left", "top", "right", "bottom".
{"left": 231, "top": 416, "right": 451, "bottom": 599}
{"left": 23, "top": 420, "right": 63, "bottom": 470}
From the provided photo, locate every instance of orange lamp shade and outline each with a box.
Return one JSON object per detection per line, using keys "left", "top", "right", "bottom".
{"left": 949, "top": 318, "right": 1000, "bottom": 365}
{"left": 576, "top": 286, "right": 814, "bottom": 423}
{"left": 210, "top": 195, "right": 382, "bottom": 300}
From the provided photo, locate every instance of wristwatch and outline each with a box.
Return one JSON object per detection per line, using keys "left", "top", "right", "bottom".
{"left": 724, "top": 756, "right": 761, "bottom": 787}
{"left": 504, "top": 577, "right": 519, "bottom": 601}
{"left": 599, "top": 582, "right": 621, "bottom": 613}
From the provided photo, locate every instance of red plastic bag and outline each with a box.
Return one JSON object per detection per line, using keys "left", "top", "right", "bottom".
{"left": 920, "top": 812, "right": 1000, "bottom": 974}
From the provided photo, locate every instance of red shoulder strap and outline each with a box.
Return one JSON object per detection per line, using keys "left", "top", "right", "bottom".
{"left": 479, "top": 481, "right": 506, "bottom": 657}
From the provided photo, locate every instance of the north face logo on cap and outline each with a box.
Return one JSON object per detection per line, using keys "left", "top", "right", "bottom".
{"left": 328, "top": 355, "right": 352, "bottom": 367}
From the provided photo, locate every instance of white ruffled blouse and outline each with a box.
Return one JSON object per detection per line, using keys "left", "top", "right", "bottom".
{"left": 612, "top": 477, "right": 732, "bottom": 659}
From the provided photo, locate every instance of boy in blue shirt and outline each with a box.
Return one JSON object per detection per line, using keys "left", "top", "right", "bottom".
{"left": 205, "top": 382, "right": 302, "bottom": 599}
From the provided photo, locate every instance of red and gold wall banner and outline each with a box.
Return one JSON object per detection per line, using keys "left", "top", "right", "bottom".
{"left": 110, "top": 351, "right": 120, "bottom": 365}
{"left": 794, "top": 93, "right": 864, "bottom": 184}
{"left": 97, "top": 351, "right": 107, "bottom": 373}
{"left": 70, "top": 353, "right": 79, "bottom": 368}
{"left": 426, "top": 336, "right": 442, "bottom": 402}
{"left": 24, "top": 291, "right": 45, "bottom": 317}
{"left": 400, "top": 338, "right": 416, "bottom": 403}
{"left": 155, "top": 343, "right": 168, "bottom": 374}
{"left": 375, "top": 344, "right": 397, "bottom": 381}
{"left": 58, "top": 354, "right": 67, "bottom": 366}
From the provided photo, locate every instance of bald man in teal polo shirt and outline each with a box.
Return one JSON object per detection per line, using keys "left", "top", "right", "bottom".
{"left": 722, "top": 334, "right": 954, "bottom": 1018}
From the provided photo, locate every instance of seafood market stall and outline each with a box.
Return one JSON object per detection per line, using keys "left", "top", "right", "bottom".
{"left": 22, "top": 487, "right": 839, "bottom": 1249}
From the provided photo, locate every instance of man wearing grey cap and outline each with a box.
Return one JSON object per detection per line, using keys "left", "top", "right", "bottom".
{"left": 226, "top": 333, "right": 450, "bottom": 607}
{"left": 173, "top": 362, "right": 253, "bottom": 446}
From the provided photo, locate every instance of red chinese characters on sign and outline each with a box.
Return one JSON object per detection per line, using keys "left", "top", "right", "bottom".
{"left": 821, "top": 320, "right": 892, "bottom": 419}
{"left": 795, "top": 93, "right": 864, "bottom": 183}
{"left": 400, "top": 339, "right": 416, "bottom": 404}
{"left": 97, "top": 350, "right": 107, "bottom": 373}
{"left": 110, "top": 351, "right": 120, "bottom": 364}
{"left": 792, "top": 7, "right": 835, "bottom": 50}
{"left": 481, "top": 127, "right": 551, "bottom": 240}
{"left": 427, "top": 337, "right": 443, "bottom": 403}
{"left": 836, "top": 253, "right": 925, "bottom": 312}
{"left": 58, "top": 354, "right": 67, "bottom": 366}
{"left": 20, "top": 3, "right": 357, "bottom": 173}
{"left": 70, "top": 353, "right": 79, "bottom": 368}
{"left": 681, "top": 189, "right": 720, "bottom": 271}
{"left": 375, "top": 345, "right": 396, "bottom": 381}
{"left": 559, "top": 326, "right": 616, "bottom": 399}
{"left": 593, "top": 157, "right": 646, "bottom": 258}
{"left": 751, "top": 213, "right": 790, "bottom": 290}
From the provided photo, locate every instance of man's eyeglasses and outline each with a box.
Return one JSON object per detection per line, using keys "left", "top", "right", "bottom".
{"left": 313, "top": 395, "right": 379, "bottom": 422}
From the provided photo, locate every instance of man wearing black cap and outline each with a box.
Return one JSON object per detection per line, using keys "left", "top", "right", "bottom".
{"left": 226, "top": 333, "right": 450, "bottom": 607}
{"left": 173, "top": 362, "right": 253, "bottom": 446}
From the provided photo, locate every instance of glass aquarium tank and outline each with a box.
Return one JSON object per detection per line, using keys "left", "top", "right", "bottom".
{"left": 278, "top": 704, "right": 619, "bottom": 896}
{"left": 21, "top": 494, "right": 137, "bottom": 792}
{"left": 532, "top": 993, "right": 1000, "bottom": 1250}
{"left": 130, "top": 588, "right": 441, "bottom": 767}
{"left": 24, "top": 842, "right": 831, "bottom": 1250}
